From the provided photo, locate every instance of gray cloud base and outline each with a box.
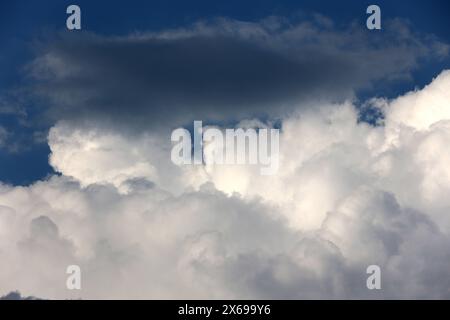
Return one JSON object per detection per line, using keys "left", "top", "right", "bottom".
{"left": 27, "top": 17, "right": 447, "bottom": 129}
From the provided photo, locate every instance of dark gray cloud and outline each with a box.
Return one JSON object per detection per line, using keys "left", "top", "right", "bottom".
{"left": 0, "top": 291, "right": 42, "bottom": 300}
{"left": 26, "top": 17, "right": 448, "bottom": 130}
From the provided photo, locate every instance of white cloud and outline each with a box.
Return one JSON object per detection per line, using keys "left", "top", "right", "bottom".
{"left": 386, "top": 70, "right": 450, "bottom": 130}
{"left": 1, "top": 70, "right": 450, "bottom": 299}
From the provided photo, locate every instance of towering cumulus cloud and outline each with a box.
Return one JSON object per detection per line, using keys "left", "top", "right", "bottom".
{"left": 0, "top": 70, "right": 449, "bottom": 299}
{"left": 0, "top": 16, "right": 450, "bottom": 299}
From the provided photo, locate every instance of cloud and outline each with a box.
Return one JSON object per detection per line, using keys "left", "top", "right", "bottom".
{"left": 386, "top": 70, "right": 450, "bottom": 130}
{"left": 25, "top": 16, "right": 447, "bottom": 130}
{"left": 0, "top": 291, "right": 42, "bottom": 300}
{"left": 1, "top": 69, "right": 450, "bottom": 299}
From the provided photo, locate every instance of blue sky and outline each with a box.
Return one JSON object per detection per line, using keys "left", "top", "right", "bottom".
{"left": 0, "top": 0, "right": 449, "bottom": 185}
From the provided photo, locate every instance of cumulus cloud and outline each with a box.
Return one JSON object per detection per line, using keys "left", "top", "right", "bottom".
{"left": 1, "top": 69, "right": 450, "bottom": 299}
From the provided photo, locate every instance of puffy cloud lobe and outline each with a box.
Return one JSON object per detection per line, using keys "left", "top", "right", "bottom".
{"left": 1, "top": 70, "right": 450, "bottom": 298}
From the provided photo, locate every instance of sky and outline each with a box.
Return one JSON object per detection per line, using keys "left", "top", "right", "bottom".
{"left": 1, "top": 0, "right": 450, "bottom": 184}
{"left": 1, "top": 0, "right": 450, "bottom": 185}
{"left": 0, "top": 0, "right": 450, "bottom": 299}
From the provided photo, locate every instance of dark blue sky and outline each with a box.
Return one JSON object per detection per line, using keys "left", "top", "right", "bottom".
{"left": 0, "top": 0, "right": 449, "bottom": 185}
